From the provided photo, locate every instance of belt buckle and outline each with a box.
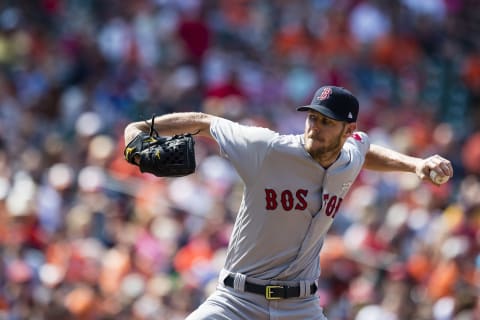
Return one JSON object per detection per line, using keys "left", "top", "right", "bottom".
{"left": 265, "top": 285, "right": 283, "bottom": 300}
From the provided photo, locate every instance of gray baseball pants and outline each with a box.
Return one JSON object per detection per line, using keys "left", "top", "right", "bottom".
{"left": 185, "top": 271, "right": 327, "bottom": 320}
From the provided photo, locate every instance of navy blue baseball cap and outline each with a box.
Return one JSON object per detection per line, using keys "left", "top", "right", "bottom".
{"left": 297, "top": 86, "right": 359, "bottom": 123}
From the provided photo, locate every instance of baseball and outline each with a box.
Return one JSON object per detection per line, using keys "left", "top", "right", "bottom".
{"left": 429, "top": 170, "right": 449, "bottom": 184}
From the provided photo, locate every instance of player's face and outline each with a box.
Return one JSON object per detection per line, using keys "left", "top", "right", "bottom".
{"left": 304, "top": 111, "right": 354, "bottom": 164}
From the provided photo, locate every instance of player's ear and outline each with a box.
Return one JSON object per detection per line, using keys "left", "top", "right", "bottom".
{"left": 345, "top": 123, "right": 357, "bottom": 136}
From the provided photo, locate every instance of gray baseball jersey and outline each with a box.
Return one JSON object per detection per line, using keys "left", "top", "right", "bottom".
{"left": 210, "top": 117, "right": 370, "bottom": 282}
{"left": 186, "top": 118, "right": 370, "bottom": 319}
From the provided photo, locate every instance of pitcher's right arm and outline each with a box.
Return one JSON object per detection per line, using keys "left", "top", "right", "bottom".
{"left": 124, "top": 112, "right": 217, "bottom": 146}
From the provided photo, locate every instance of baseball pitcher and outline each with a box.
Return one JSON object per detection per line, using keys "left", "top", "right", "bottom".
{"left": 123, "top": 86, "right": 453, "bottom": 320}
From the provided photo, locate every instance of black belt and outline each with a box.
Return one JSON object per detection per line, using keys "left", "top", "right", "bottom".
{"left": 223, "top": 275, "right": 317, "bottom": 300}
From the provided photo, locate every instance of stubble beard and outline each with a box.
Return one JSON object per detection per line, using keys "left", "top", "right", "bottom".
{"left": 307, "top": 131, "right": 344, "bottom": 164}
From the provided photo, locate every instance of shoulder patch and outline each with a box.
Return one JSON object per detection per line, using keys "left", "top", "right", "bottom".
{"left": 352, "top": 132, "right": 364, "bottom": 142}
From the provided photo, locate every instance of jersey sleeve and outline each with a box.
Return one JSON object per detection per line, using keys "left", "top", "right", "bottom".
{"left": 210, "top": 117, "right": 278, "bottom": 183}
{"left": 346, "top": 131, "right": 370, "bottom": 158}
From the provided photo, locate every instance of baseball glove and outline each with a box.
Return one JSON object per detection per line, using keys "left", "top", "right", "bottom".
{"left": 124, "top": 115, "right": 196, "bottom": 177}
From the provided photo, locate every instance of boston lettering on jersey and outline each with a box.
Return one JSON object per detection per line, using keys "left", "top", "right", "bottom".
{"left": 264, "top": 188, "right": 343, "bottom": 218}
{"left": 265, "top": 188, "right": 308, "bottom": 211}
{"left": 323, "top": 194, "right": 343, "bottom": 218}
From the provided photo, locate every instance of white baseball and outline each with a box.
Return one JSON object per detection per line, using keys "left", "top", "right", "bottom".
{"left": 429, "top": 170, "right": 449, "bottom": 184}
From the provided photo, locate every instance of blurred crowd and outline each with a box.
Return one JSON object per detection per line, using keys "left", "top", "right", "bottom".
{"left": 0, "top": 0, "right": 479, "bottom": 319}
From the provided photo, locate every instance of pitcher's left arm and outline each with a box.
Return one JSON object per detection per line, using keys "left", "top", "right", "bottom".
{"left": 363, "top": 144, "right": 453, "bottom": 184}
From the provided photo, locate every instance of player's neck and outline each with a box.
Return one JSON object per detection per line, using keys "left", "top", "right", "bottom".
{"left": 314, "top": 150, "right": 342, "bottom": 169}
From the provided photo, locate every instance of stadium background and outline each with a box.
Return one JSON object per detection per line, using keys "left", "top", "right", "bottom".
{"left": 0, "top": 0, "right": 479, "bottom": 319}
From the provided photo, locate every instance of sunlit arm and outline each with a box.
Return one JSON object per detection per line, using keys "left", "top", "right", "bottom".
{"left": 124, "top": 112, "right": 216, "bottom": 146}
{"left": 363, "top": 144, "right": 421, "bottom": 173}
{"left": 363, "top": 144, "right": 453, "bottom": 182}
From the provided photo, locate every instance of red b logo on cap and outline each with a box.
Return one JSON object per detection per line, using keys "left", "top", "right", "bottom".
{"left": 317, "top": 87, "right": 332, "bottom": 101}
